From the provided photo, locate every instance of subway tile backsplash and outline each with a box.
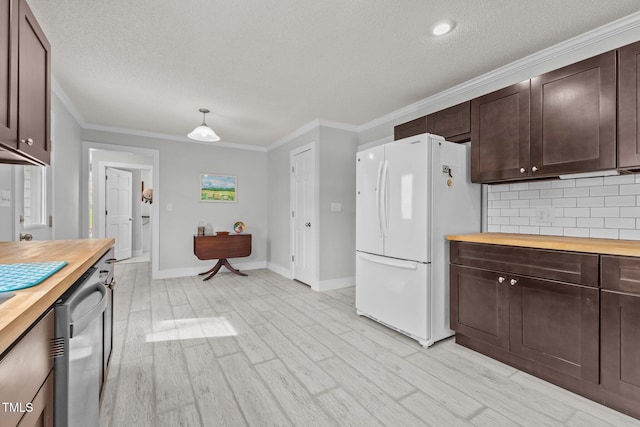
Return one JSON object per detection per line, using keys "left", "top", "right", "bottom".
{"left": 485, "top": 174, "right": 640, "bottom": 240}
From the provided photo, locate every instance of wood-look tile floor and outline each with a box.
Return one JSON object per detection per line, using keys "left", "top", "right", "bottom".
{"left": 99, "top": 263, "right": 640, "bottom": 427}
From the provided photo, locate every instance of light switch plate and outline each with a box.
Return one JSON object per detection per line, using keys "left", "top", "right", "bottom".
{"left": 330, "top": 202, "right": 342, "bottom": 213}
{"left": 0, "top": 190, "right": 10, "bottom": 208}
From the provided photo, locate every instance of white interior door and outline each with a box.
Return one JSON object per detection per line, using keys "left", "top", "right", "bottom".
{"left": 356, "top": 145, "right": 384, "bottom": 255}
{"left": 291, "top": 146, "right": 316, "bottom": 286}
{"left": 106, "top": 167, "right": 132, "bottom": 260}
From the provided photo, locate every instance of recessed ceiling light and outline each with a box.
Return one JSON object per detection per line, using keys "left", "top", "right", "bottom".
{"left": 432, "top": 20, "right": 455, "bottom": 36}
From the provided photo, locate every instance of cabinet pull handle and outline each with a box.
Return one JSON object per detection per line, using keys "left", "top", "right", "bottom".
{"left": 519, "top": 168, "right": 526, "bottom": 173}
{"left": 21, "top": 138, "right": 34, "bottom": 146}
{"left": 532, "top": 166, "right": 539, "bottom": 172}
{"left": 498, "top": 276, "right": 506, "bottom": 283}
{"left": 510, "top": 278, "right": 518, "bottom": 286}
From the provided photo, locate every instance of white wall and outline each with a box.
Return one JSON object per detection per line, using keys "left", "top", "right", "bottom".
{"left": 51, "top": 93, "right": 83, "bottom": 239}
{"left": 267, "top": 127, "right": 320, "bottom": 272}
{"left": 317, "top": 126, "right": 357, "bottom": 281}
{"left": 0, "top": 164, "right": 13, "bottom": 241}
{"left": 266, "top": 125, "right": 358, "bottom": 285}
{"left": 82, "top": 129, "right": 268, "bottom": 277}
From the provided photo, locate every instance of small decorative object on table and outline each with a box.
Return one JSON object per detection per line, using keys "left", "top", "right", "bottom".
{"left": 234, "top": 221, "right": 246, "bottom": 233}
{"left": 197, "top": 220, "right": 205, "bottom": 236}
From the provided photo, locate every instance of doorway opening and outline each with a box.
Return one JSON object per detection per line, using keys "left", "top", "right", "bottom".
{"left": 82, "top": 142, "right": 159, "bottom": 276}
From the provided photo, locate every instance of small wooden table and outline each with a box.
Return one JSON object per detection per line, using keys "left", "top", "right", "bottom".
{"left": 193, "top": 234, "right": 252, "bottom": 280}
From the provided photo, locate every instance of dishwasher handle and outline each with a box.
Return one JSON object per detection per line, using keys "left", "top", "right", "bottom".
{"left": 68, "top": 281, "right": 107, "bottom": 338}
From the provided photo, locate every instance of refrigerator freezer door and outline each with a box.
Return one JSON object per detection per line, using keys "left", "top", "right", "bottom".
{"left": 383, "top": 135, "right": 429, "bottom": 262}
{"left": 355, "top": 252, "right": 429, "bottom": 341}
{"left": 356, "top": 145, "right": 385, "bottom": 255}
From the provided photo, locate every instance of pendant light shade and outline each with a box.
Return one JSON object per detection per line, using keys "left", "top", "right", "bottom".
{"left": 188, "top": 108, "right": 220, "bottom": 142}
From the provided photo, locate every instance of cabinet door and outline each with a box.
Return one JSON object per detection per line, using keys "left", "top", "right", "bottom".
{"left": 471, "top": 81, "right": 530, "bottom": 183}
{"left": 450, "top": 265, "right": 509, "bottom": 349}
{"left": 16, "top": 370, "right": 53, "bottom": 427}
{"left": 17, "top": 0, "right": 50, "bottom": 165}
{"left": 509, "top": 276, "right": 599, "bottom": 383}
{"left": 530, "top": 51, "right": 616, "bottom": 176}
{"left": 619, "top": 40, "right": 640, "bottom": 169}
{"left": 601, "top": 291, "right": 640, "bottom": 399}
{"left": 427, "top": 101, "right": 470, "bottom": 142}
{"left": 394, "top": 116, "right": 426, "bottom": 140}
{"left": 0, "top": 0, "right": 18, "bottom": 147}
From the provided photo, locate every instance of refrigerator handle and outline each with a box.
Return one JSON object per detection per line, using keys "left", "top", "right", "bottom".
{"left": 358, "top": 252, "right": 418, "bottom": 269}
{"left": 380, "top": 160, "right": 389, "bottom": 236}
{"left": 375, "top": 160, "right": 384, "bottom": 236}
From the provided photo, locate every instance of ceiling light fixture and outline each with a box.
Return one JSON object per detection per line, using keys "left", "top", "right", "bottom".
{"left": 432, "top": 20, "right": 455, "bottom": 36}
{"left": 188, "top": 108, "right": 220, "bottom": 142}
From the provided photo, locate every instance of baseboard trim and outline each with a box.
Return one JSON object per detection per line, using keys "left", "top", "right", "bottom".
{"left": 313, "top": 276, "right": 355, "bottom": 292}
{"left": 267, "top": 262, "right": 293, "bottom": 279}
{"left": 155, "top": 261, "right": 268, "bottom": 280}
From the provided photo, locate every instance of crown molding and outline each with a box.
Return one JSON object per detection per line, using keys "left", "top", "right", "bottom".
{"left": 82, "top": 123, "right": 267, "bottom": 152}
{"left": 357, "top": 11, "right": 640, "bottom": 133}
{"left": 266, "top": 118, "right": 358, "bottom": 151}
{"left": 51, "top": 78, "right": 87, "bottom": 127}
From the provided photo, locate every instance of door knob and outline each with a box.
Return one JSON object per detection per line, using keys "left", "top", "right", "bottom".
{"left": 19, "top": 233, "right": 33, "bottom": 241}
{"left": 305, "top": 222, "right": 311, "bottom": 227}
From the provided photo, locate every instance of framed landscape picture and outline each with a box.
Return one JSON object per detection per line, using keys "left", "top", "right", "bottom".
{"left": 200, "top": 173, "right": 237, "bottom": 203}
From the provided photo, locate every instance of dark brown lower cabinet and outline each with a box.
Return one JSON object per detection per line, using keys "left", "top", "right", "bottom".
{"left": 601, "top": 291, "right": 640, "bottom": 400}
{"left": 601, "top": 255, "right": 640, "bottom": 405}
{"left": 450, "top": 242, "right": 640, "bottom": 420}
{"left": 450, "top": 263, "right": 599, "bottom": 383}
{"left": 509, "top": 276, "right": 599, "bottom": 383}
{"left": 450, "top": 265, "right": 509, "bottom": 349}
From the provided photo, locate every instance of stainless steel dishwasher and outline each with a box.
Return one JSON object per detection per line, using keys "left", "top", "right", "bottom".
{"left": 54, "top": 266, "right": 107, "bottom": 427}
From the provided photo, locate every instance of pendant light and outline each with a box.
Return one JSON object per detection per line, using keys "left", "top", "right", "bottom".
{"left": 188, "top": 108, "right": 220, "bottom": 142}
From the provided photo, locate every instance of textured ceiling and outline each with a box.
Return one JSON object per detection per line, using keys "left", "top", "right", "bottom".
{"left": 27, "top": 0, "right": 640, "bottom": 147}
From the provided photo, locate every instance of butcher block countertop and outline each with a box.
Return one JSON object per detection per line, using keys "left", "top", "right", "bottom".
{"left": 0, "top": 239, "right": 114, "bottom": 356}
{"left": 447, "top": 232, "right": 640, "bottom": 257}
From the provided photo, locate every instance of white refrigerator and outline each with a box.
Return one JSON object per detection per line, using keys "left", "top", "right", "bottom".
{"left": 355, "top": 133, "right": 481, "bottom": 347}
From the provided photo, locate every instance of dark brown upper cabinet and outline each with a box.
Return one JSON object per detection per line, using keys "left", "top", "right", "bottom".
{"left": 530, "top": 51, "right": 616, "bottom": 177}
{"left": 393, "top": 115, "right": 427, "bottom": 140}
{"left": 618, "top": 40, "right": 640, "bottom": 170}
{"left": 0, "top": 0, "right": 18, "bottom": 148}
{"left": 0, "top": 0, "right": 50, "bottom": 166}
{"left": 426, "top": 101, "right": 471, "bottom": 142}
{"left": 17, "top": 0, "right": 50, "bottom": 165}
{"left": 471, "top": 51, "right": 617, "bottom": 183}
{"left": 471, "top": 81, "right": 531, "bottom": 183}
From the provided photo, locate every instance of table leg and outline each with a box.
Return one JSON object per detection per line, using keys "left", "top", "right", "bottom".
{"left": 222, "top": 259, "right": 248, "bottom": 277}
{"left": 201, "top": 260, "right": 223, "bottom": 281}
{"left": 199, "top": 258, "right": 248, "bottom": 280}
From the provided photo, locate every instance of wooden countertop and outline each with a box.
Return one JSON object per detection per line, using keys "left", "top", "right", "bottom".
{"left": 447, "top": 233, "right": 640, "bottom": 257}
{"left": 0, "top": 239, "right": 114, "bottom": 356}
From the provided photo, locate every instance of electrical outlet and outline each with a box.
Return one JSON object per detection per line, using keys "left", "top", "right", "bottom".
{"left": 534, "top": 206, "right": 554, "bottom": 224}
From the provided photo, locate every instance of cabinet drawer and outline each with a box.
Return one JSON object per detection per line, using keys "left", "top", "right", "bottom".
{"left": 450, "top": 242, "right": 598, "bottom": 286}
{"left": 601, "top": 255, "right": 640, "bottom": 295}
{"left": 0, "top": 309, "right": 54, "bottom": 427}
